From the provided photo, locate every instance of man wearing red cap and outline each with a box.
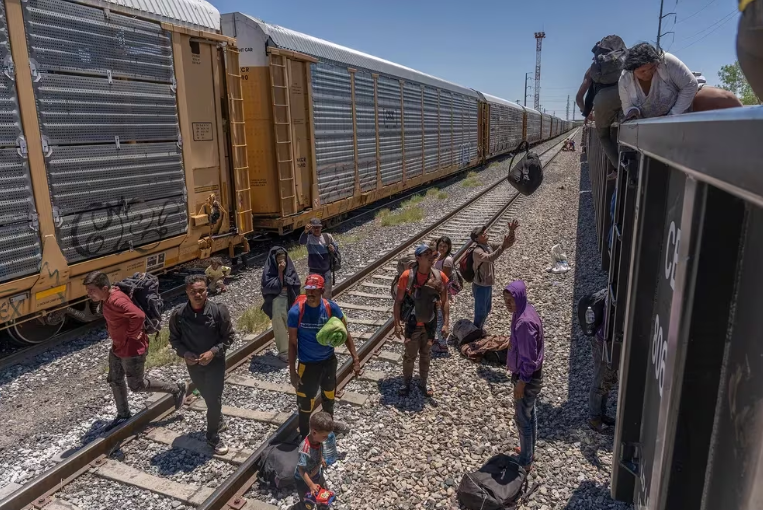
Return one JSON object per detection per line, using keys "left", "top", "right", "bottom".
{"left": 288, "top": 274, "right": 360, "bottom": 438}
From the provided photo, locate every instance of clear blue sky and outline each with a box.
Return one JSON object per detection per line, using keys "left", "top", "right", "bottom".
{"left": 214, "top": 0, "right": 740, "bottom": 118}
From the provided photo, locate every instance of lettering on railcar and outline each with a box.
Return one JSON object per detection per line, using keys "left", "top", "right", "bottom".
{"left": 192, "top": 122, "right": 214, "bottom": 141}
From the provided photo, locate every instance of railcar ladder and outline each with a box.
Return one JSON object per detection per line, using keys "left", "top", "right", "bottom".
{"left": 269, "top": 53, "right": 298, "bottom": 217}
{"left": 225, "top": 47, "right": 253, "bottom": 234}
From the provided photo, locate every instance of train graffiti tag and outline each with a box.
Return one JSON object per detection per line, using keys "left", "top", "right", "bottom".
{"left": 68, "top": 198, "right": 183, "bottom": 260}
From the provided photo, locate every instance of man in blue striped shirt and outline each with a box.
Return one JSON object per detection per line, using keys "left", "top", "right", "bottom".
{"left": 299, "top": 218, "right": 338, "bottom": 299}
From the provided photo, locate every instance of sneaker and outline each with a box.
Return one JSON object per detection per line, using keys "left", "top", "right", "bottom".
{"left": 173, "top": 382, "right": 187, "bottom": 411}
{"left": 398, "top": 384, "right": 411, "bottom": 397}
{"left": 601, "top": 415, "right": 616, "bottom": 427}
{"left": 588, "top": 418, "right": 605, "bottom": 433}
{"left": 332, "top": 420, "right": 351, "bottom": 435}
{"left": 208, "top": 439, "right": 229, "bottom": 455}
{"left": 104, "top": 414, "right": 131, "bottom": 431}
{"left": 277, "top": 352, "right": 289, "bottom": 363}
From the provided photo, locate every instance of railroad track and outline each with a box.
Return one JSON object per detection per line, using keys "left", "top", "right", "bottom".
{"left": 0, "top": 132, "right": 574, "bottom": 510}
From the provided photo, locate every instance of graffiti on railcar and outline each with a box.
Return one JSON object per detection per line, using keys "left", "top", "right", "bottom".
{"left": 382, "top": 108, "right": 399, "bottom": 129}
{"left": 69, "top": 199, "right": 182, "bottom": 259}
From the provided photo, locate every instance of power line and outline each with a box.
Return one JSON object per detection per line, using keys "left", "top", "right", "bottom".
{"left": 674, "top": 11, "right": 737, "bottom": 50}
{"left": 675, "top": 9, "right": 737, "bottom": 42}
{"left": 677, "top": 0, "right": 719, "bottom": 24}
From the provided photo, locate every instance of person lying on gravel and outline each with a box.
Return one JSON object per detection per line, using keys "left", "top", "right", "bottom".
{"left": 169, "top": 275, "right": 235, "bottom": 455}
{"left": 471, "top": 221, "right": 518, "bottom": 330}
{"left": 84, "top": 271, "right": 186, "bottom": 432}
{"left": 393, "top": 244, "right": 450, "bottom": 397}
{"left": 295, "top": 411, "right": 333, "bottom": 508}
{"left": 288, "top": 274, "right": 360, "bottom": 438}
{"left": 504, "top": 280, "right": 544, "bottom": 470}
{"left": 261, "top": 246, "right": 301, "bottom": 362}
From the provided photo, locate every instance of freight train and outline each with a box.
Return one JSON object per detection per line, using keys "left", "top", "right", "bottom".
{"left": 0, "top": 0, "right": 573, "bottom": 344}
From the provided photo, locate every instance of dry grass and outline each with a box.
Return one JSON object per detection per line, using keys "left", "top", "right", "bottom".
{"left": 377, "top": 206, "right": 425, "bottom": 226}
{"left": 402, "top": 194, "right": 425, "bottom": 207}
{"left": 287, "top": 244, "right": 308, "bottom": 261}
{"left": 237, "top": 306, "right": 271, "bottom": 334}
{"left": 337, "top": 232, "right": 363, "bottom": 245}
{"left": 145, "top": 328, "right": 180, "bottom": 369}
{"left": 426, "top": 188, "right": 448, "bottom": 200}
{"left": 461, "top": 171, "right": 481, "bottom": 188}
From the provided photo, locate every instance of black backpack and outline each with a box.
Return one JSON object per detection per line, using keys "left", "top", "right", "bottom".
{"left": 508, "top": 141, "right": 543, "bottom": 196}
{"left": 323, "top": 233, "right": 342, "bottom": 272}
{"left": 457, "top": 454, "right": 532, "bottom": 510}
{"left": 115, "top": 272, "right": 163, "bottom": 335}
{"left": 258, "top": 442, "right": 300, "bottom": 490}
{"left": 577, "top": 288, "right": 608, "bottom": 337}
{"left": 589, "top": 35, "right": 626, "bottom": 85}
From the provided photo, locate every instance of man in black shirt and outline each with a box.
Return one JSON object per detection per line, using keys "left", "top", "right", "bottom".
{"left": 170, "top": 275, "right": 234, "bottom": 455}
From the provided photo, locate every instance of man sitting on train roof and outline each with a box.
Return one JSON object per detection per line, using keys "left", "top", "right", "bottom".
{"left": 299, "top": 218, "right": 340, "bottom": 300}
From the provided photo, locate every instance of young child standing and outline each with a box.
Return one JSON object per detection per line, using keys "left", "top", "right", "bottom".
{"left": 295, "top": 412, "right": 333, "bottom": 508}
{"left": 205, "top": 257, "right": 231, "bottom": 293}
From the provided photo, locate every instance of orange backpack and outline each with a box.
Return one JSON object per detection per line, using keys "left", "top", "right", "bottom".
{"left": 294, "top": 294, "right": 332, "bottom": 327}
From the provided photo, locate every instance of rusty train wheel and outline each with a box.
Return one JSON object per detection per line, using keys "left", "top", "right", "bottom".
{"left": 7, "top": 316, "right": 65, "bottom": 346}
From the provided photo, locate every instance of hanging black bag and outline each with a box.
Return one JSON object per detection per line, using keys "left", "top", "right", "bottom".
{"left": 507, "top": 141, "right": 543, "bottom": 196}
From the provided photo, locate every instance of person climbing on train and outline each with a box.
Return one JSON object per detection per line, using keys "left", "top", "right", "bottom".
{"left": 288, "top": 274, "right": 360, "bottom": 438}
{"left": 471, "top": 221, "right": 519, "bottom": 330}
{"left": 299, "top": 218, "right": 339, "bottom": 299}
{"left": 432, "top": 236, "right": 455, "bottom": 353}
{"left": 261, "top": 246, "right": 301, "bottom": 363}
{"left": 84, "top": 271, "right": 186, "bottom": 432}
{"left": 619, "top": 42, "right": 742, "bottom": 122}
{"left": 504, "top": 280, "right": 544, "bottom": 470}
{"left": 169, "top": 275, "right": 235, "bottom": 455}
{"left": 576, "top": 35, "right": 627, "bottom": 168}
{"left": 393, "top": 245, "right": 450, "bottom": 397}
{"left": 205, "top": 257, "right": 231, "bottom": 294}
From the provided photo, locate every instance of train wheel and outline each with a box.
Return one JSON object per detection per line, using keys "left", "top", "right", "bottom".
{"left": 8, "top": 314, "right": 65, "bottom": 346}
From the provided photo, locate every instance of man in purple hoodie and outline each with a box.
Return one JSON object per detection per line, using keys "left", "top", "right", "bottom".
{"left": 504, "top": 280, "right": 544, "bottom": 469}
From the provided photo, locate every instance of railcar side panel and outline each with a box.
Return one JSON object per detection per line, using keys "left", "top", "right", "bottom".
{"left": 423, "top": 86, "right": 439, "bottom": 173}
{"left": 403, "top": 81, "right": 423, "bottom": 179}
{"left": 526, "top": 109, "right": 542, "bottom": 143}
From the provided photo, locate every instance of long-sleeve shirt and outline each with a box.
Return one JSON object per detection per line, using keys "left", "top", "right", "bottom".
{"left": 298, "top": 232, "right": 336, "bottom": 273}
{"left": 169, "top": 300, "right": 234, "bottom": 359}
{"left": 505, "top": 281, "right": 544, "bottom": 383}
{"left": 618, "top": 52, "right": 698, "bottom": 119}
{"left": 472, "top": 242, "right": 506, "bottom": 287}
{"left": 102, "top": 288, "right": 148, "bottom": 358}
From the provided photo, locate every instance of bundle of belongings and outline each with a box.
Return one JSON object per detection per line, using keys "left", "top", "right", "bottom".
{"left": 453, "top": 319, "right": 510, "bottom": 365}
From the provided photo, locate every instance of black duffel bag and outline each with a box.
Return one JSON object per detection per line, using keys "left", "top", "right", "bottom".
{"left": 457, "top": 454, "right": 530, "bottom": 509}
{"left": 258, "top": 442, "right": 301, "bottom": 490}
{"left": 507, "top": 141, "right": 543, "bottom": 196}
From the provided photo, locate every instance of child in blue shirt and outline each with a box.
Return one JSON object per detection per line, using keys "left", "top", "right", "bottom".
{"left": 295, "top": 412, "right": 333, "bottom": 507}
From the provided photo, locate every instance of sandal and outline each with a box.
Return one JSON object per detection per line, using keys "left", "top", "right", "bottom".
{"left": 419, "top": 384, "right": 434, "bottom": 397}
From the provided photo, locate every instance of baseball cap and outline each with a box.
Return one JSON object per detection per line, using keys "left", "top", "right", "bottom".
{"left": 304, "top": 274, "right": 325, "bottom": 290}
{"left": 414, "top": 244, "right": 433, "bottom": 257}
{"left": 309, "top": 218, "right": 322, "bottom": 227}
{"left": 470, "top": 226, "right": 486, "bottom": 241}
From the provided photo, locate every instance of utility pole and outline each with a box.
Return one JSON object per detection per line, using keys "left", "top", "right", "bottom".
{"left": 573, "top": 108, "right": 576, "bottom": 121}
{"left": 534, "top": 32, "right": 545, "bottom": 111}
{"left": 656, "top": 0, "right": 676, "bottom": 50}
{"left": 566, "top": 95, "right": 570, "bottom": 121}
{"left": 524, "top": 72, "right": 532, "bottom": 107}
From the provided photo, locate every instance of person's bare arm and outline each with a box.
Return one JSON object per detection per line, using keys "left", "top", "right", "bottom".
{"left": 576, "top": 68, "right": 592, "bottom": 112}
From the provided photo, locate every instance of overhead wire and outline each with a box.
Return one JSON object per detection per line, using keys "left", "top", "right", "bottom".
{"left": 673, "top": 10, "right": 738, "bottom": 50}
{"left": 676, "top": 0, "right": 719, "bottom": 24}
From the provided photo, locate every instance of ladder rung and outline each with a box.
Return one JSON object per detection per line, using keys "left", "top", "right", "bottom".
{"left": 282, "top": 195, "right": 296, "bottom": 199}
{"left": 273, "top": 85, "right": 288, "bottom": 89}
{"left": 279, "top": 177, "right": 295, "bottom": 182}
{"left": 271, "top": 64, "right": 286, "bottom": 68}
{"left": 276, "top": 141, "right": 292, "bottom": 144}
{"left": 274, "top": 122, "right": 290, "bottom": 125}
{"left": 273, "top": 104, "right": 290, "bottom": 108}
{"left": 277, "top": 159, "right": 293, "bottom": 163}
{"left": 232, "top": 144, "right": 247, "bottom": 148}
{"left": 230, "top": 97, "right": 244, "bottom": 101}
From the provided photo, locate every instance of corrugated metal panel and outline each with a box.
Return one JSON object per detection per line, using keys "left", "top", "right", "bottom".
{"left": 542, "top": 114, "right": 552, "bottom": 140}
{"left": 452, "top": 94, "right": 464, "bottom": 168}
{"left": 354, "top": 71, "right": 377, "bottom": 192}
{"left": 57, "top": 197, "right": 188, "bottom": 264}
{"left": 527, "top": 110, "right": 542, "bottom": 143}
{"left": 81, "top": 0, "right": 221, "bottom": 32}
{"left": 423, "top": 86, "right": 438, "bottom": 173}
{"left": 439, "top": 91, "right": 452, "bottom": 169}
{"left": 311, "top": 62, "right": 355, "bottom": 203}
{"left": 241, "top": 15, "right": 479, "bottom": 99}
{"left": 464, "top": 96, "right": 478, "bottom": 164}
{"left": 403, "top": 82, "right": 422, "bottom": 178}
{"left": 487, "top": 101, "right": 524, "bottom": 157}
{"left": 0, "top": 1, "right": 40, "bottom": 284}
{"left": 23, "top": 0, "right": 186, "bottom": 264}
{"left": 377, "top": 75, "right": 402, "bottom": 185}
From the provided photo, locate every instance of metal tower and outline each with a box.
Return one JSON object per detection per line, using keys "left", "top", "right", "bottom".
{"left": 533, "top": 32, "right": 545, "bottom": 111}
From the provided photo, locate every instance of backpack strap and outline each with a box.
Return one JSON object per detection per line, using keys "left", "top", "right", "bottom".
{"left": 297, "top": 296, "right": 331, "bottom": 327}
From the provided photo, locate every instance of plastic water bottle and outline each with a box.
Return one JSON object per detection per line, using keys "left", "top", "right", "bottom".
{"left": 323, "top": 431, "right": 338, "bottom": 466}
{"left": 585, "top": 306, "right": 595, "bottom": 334}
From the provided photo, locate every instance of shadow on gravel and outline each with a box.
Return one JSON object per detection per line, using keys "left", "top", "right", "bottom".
{"left": 376, "top": 375, "right": 427, "bottom": 412}
{"left": 560, "top": 479, "right": 629, "bottom": 509}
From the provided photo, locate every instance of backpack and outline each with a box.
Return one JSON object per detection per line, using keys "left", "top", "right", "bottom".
{"left": 577, "top": 288, "right": 608, "bottom": 337}
{"left": 293, "top": 294, "right": 332, "bottom": 327}
{"left": 453, "top": 319, "right": 485, "bottom": 346}
{"left": 448, "top": 266, "right": 464, "bottom": 295}
{"left": 507, "top": 141, "right": 543, "bottom": 197}
{"left": 392, "top": 262, "right": 442, "bottom": 323}
{"left": 115, "top": 272, "right": 163, "bottom": 335}
{"left": 322, "top": 233, "right": 342, "bottom": 272}
{"left": 589, "top": 35, "right": 626, "bottom": 86}
{"left": 459, "top": 248, "right": 477, "bottom": 283}
{"left": 258, "top": 442, "right": 300, "bottom": 490}
{"left": 457, "top": 454, "right": 531, "bottom": 510}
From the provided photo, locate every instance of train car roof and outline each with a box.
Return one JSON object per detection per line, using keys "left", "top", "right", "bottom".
{"left": 481, "top": 93, "right": 525, "bottom": 111}
{"left": 80, "top": 0, "right": 220, "bottom": 32}
{"left": 225, "top": 13, "right": 479, "bottom": 98}
{"left": 525, "top": 107, "right": 541, "bottom": 115}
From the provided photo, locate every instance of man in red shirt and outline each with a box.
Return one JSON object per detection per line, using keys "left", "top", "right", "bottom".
{"left": 84, "top": 271, "right": 186, "bottom": 430}
{"left": 393, "top": 245, "right": 450, "bottom": 397}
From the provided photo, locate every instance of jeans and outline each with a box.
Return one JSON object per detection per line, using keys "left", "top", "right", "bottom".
{"left": 187, "top": 357, "right": 226, "bottom": 443}
{"left": 309, "top": 269, "right": 333, "bottom": 299}
{"left": 107, "top": 350, "right": 177, "bottom": 417}
{"left": 513, "top": 373, "right": 543, "bottom": 467}
{"left": 589, "top": 335, "right": 618, "bottom": 419}
{"left": 272, "top": 294, "right": 290, "bottom": 355}
{"left": 472, "top": 283, "right": 492, "bottom": 329}
{"left": 592, "top": 85, "right": 621, "bottom": 168}
{"left": 436, "top": 307, "right": 446, "bottom": 346}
